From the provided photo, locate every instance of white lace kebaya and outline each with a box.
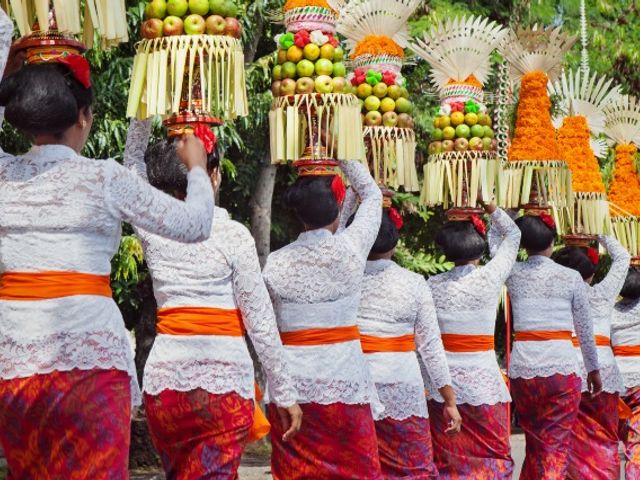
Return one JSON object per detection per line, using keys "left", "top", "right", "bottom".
{"left": 124, "top": 119, "right": 297, "bottom": 407}
{"left": 0, "top": 11, "right": 213, "bottom": 407}
{"left": 427, "top": 208, "right": 520, "bottom": 406}
{"left": 572, "top": 236, "right": 629, "bottom": 394}
{"left": 358, "top": 259, "right": 452, "bottom": 421}
{"left": 263, "top": 161, "right": 382, "bottom": 408}
{"left": 612, "top": 298, "right": 640, "bottom": 389}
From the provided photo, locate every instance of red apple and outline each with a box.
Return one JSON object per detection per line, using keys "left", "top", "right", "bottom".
{"left": 296, "top": 77, "right": 314, "bottom": 94}
{"left": 163, "top": 16, "right": 184, "bottom": 36}
{"left": 141, "top": 18, "right": 164, "bottom": 39}
{"left": 279, "top": 78, "right": 296, "bottom": 96}
{"left": 205, "top": 14, "right": 226, "bottom": 34}
{"left": 442, "top": 139, "right": 455, "bottom": 152}
{"left": 224, "top": 16, "right": 241, "bottom": 38}
{"left": 454, "top": 137, "right": 469, "bottom": 152}
{"left": 271, "top": 80, "right": 281, "bottom": 97}
{"left": 184, "top": 14, "right": 206, "bottom": 35}
{"left": 364, "top": 110, "right": 382, "bottom": 126}
{"left": 331, "top": 77, "right": 346, "bottom": 93}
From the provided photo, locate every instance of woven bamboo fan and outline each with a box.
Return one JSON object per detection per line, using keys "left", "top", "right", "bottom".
{"left": 498, "top": 25, "right": 576, "bottom": 211}
{"left": 410, "top": 16, "right": 508, "bottom": 208}
{"left": 336, "top": 0, "right": 420, "bottom": 190}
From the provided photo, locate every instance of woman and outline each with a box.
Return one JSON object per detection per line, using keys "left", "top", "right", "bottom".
{"left": 612, "top": 265, "right": 640, "bottom": 479}
{"left": 262, "top": 161, "right": 383, "bottom": 478}
{"left": 123, "top": 118, "right": 302, "bottom": 478}
{"left": 0, "top": 8, "right": 214, "bottom": 477}
{"left": 506, "top": 213, "right": 602, "bottom": 479}
{"left": 427, "top": 201, "right": 519, "bottom": 479}
{"left": 351, "top": 201, "right": 461, "bottom": 478}
{"left": 553, "top": 236, "right": 629, "bottom": 480}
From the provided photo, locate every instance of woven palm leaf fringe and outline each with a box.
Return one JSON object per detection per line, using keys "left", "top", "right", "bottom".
{"left": 419, "top": 151, "right": 499, "bottom": 208}
{"left": 609, "top": 215, "right": 639, "bottom": 256}
{"left": 364, "top": 126, "right": 418, "bottom": 191}
{"left": 557, "top": 192, "right": 610, "bottom": 236}
{"left": 269, "top": 93, "right": 365, "bottom": 164}
{"left": 127, "top": 35, "right": 248, "bottom": 121}
{"left": 497, "top": 160, "right": 572, "bottom": 209}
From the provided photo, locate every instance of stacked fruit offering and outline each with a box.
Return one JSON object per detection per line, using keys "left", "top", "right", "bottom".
{"left": 351, "top": 68, "right": 414, "bottom": 129}
{"left": 271, "top": 29, "right": 346, "bottom": 97}
{"left": 428, "top": 98, "right": 496, "bottom": 155}
{"left": 141, "top": 0, "right": 241, "bottom": 39}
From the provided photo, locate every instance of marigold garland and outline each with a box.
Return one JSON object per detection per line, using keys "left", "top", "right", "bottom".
{"left": 351, "top": 35, "right": 405, "bottom": 59}
{"left": 609, "top": 144, "right": 640, "bottom": 216}
{"left": 446, "top": 74, "right": 483, "bottom": 88}
{"left": 508, "top": 71, "right": 562, "bottom": 161}
{"left": 556, "top": 116, "right": 605, "bottom": 193}
{"left": 283, "top": 0, "right": 335, "bottom": 12}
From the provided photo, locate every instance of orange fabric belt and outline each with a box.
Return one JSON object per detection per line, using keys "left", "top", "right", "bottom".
{"left": 613, "top": 345, "right": 640, "bottom": 357}
{"left": 514, "top": 330, "right": 572, "bottom": 342}
{"left": 156, "top": 307, "right": 245, "bottom": 336}
{"left": 441, "top": 333, "right": 495, "bottom": 352}
{"left": 0, "top": 271, "right": 112, "bottom": 300}
{"left": 280, "top": 325, "right": 360, "bottom": 346}
{"left": 571, "top": 335, "right": 611, "bottom": 347}
{"left": 360, "top": 334, "right": 415, "bottom": 353}
{"left": 249, "top": 384, "right": 270, "bottom": 443}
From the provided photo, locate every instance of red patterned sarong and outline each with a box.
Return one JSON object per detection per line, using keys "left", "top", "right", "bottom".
{"left": 375, "top": 416, "right": 438, "bottom": 479}
{"left": 144, "top": 389, "right": 253, "bottom": 479}
{"left": 620, "top": 387, "right": 640, "bottom": 479}
{"left": 268, "top": 402, "right": 383, "bottom": 479}
{"left": 567, "top": 391, "right": 620, "bottom": 479}
{"left": 428, "top": 400, "right": 513, "bottom": 479}
{"left": 511, "top": 373, "right": 581, "bottom": 480}
{"left": 0, "top": 368, "right": 131, "bottom": 479}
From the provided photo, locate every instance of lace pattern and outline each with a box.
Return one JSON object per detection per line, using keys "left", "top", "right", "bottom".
{"left": 375, "top": 383, "right": 428, "bottom": 421}
{"left": 574, "top": 350, "right": 625, "bottom": 394}
{"left": 612, "top": 298, "right": 640, "bottom": 388}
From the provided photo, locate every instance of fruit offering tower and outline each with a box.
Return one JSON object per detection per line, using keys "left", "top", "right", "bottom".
{"left": 127, "top": 0, "right": 248, "bottom": 136}
{"left": 268, "top": 0, "right": 364, "bottom": 170}
{"left": 498, "top": 26, "right": 576, "bottom": 217}
{"left": 603, "top": 96, "right": 640, "bottom": 259}
{"left": 410, "top": 16, "right": 507, "bottom": 210}
{"left": 336, "top": 0, "right": 420, "bottom": 191}
{"left": 548, "top": 69, "right": 621, "bottom": 238}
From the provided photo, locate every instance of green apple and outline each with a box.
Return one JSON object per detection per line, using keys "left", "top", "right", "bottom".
{"left": 356, "top": 83, "right": 372, "bottom": 99}
{"left": 287, "top": 45, "right": 303, "bottom": 63}
{"left": 428, "top": 141, "right": 443, "bottom": 155}
{"left": 296, "top": 77, "right": 314, "bottom": 94}
{"left": 272, "top": 65, "right": 282, "bottom": 80}
{"left": 188, "top": 0, "right": 209, "bottom": 15}
{"left": 380, "top": 97, "right": 395, "bottom": 113}
{"left": 482, "top": 137, "right": 493, "bottom": 150}
{"left": 372, "top": 82, "right": 387, "bottom": 98}
{"left": 145, "top": 0, "right": 168, "bottom": 19}
{"left": 432, "top": 128, "right": 443, "bottom": 141}
{"left": 483, "top": 126, "right": 494, "bottom": 138}
{"left": 364, "top": 110, "right": 382, "bottom": 126}
{"left": 469, "top": 137, "right": 483, "bottom": 151}
{"left": 303, "top": 43, "right": 320, "bottom": 61}
{"left": 167, "top": 0, "right": 189, "bottom": 17}
{"left": 296, "top": 59, "right": 315, "bottom": 78}
{"left": 209, "top": 0, "right": 225, "bottom": 14}
{"left": 455, "top": 124, "right": 470, "bottom": 138}
{"left": 333, "top": 46, "right": 344, "bottom": 62}
{"left": 470, "top": 124, "right": 484, "bottom": 138}
{"left": 277, "top": 49, "right": 287, "bottom": 65}
{"left": 332, "top": 62, "right": 346, "bottom": 78}
{"left": 320, "top": 44, "right": 335, "bottom": 60}
{"left": 382, "top": 111, "right": 398, "bottom": 128}
{"left": 442, "top": 126, "right": 455, "bottom": 140}
{"left": 387, "top": 85, "right": 402, "bottom": 100}
{"left": 314, "top": 75, "right": 334, "bottom": 94}
{"left": 400, "top": 87, "right": 409, "bottom": 98}
{"left": 223, "top": 0, "right": 237, "bottom": 16}
{"left": 184, "top": 14, "right": 206, "bottom": 34}
{"left": 395, "top": 97, "right": 412, "bottom": 114}
{"left": 281, "top": 61, "right": 297, "bottom": 79}
{"left": 364, "top": 95, "right": 381, "bottom": 112}
{"left": 314, "top": 58, "right": 333, "bottom": 76}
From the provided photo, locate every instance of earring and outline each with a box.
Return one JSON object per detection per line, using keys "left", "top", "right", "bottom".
{"left": 81, "top": 120, "right": 87, "bottom": 129}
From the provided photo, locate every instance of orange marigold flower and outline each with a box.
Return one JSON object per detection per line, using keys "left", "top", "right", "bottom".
{"left": 352, "top": 35, "right": 404, "bottom": 59}
{"left": 508, "top": 71, "right": 562, "bottom": 162}
{"left": 556, "top": 116, "right": 605, "bottom": 194}
{"left": 284, "top": 0, "right": 335, "bottom": 12}
{"left": 446, "top": 74, "right": 483, "bottom": 88}
{"left": 609, "top": 144, "right": 640, "bottom": 216}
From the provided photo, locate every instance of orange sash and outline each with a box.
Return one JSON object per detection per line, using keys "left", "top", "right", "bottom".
{"left": 360, "top": 334, "right": 415, "bottom": 353}
{"left": 571, "top": 335, "right": 611, "bottom": 348}
{"left": 441, "top": 333, "right": 495, "bottom": 352}
{"left": 249, "top": 384, "right": 271, "bottom": 443}
{"left": 280, "top": 326, "right": 360, "bottom": 346}
{"left": 612, "top": 345, "right": 640, "bottom": 357}
{"left": 514, "top": 330, "right": 572, "bottom": 342}
{"left": 156, "top": 307, "right": 245, "bottom": 336}
{"left": 0, "top": 271, "right": 112, "bottom": 300}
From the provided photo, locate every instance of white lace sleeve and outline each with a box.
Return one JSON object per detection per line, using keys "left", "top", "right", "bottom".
{"left": 573, "top": 278, "right": 599, "bottom": 372}
{"left": 337, "top": 160, "right": 382, "bottom": 256}
{"left": 415, "top": 278, "right": 452, "bottom": 390}
{"left": 227, "top": 225, "right": 298, "bottom": 407}
{"left": 594, "top": 235, "right": 631, "bottom": 301}
{"left": 104, "top": 160, "right": 214, "bottom": 243}
{"left": 337, "top": 186, "right": 358, "bottom": 233}
{"left": 123, "top": 118, "right": 152, "bottom": 181}
{"left": 483, "top": 208, "right": 521, "bottom": 284}
{"left": 0, "top": 7, "right": 14, "bottom": 140}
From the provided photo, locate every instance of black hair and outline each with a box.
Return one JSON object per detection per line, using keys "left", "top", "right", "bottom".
{"left": 552, "top": 247, "right": 596, "bottom": 280}
{"left": 284, "top": 175, "right": 339, "bottom": 229}
{"left": 347, "top": 208, "right": 399, "bottom": 255}
{"left": 620, "top": 267, "right": 640, "bottom": 299}
{"left": 435, "top": 220, "right": 487, "bottom": 263}
{"left": 145, "top": 138, "right": 220, "bottom": 196}
{"left": 515, "top": 215, "right": 555, "bottom": 252}
{"left": 0, "top": 63, "right": 93, "bottom": 138}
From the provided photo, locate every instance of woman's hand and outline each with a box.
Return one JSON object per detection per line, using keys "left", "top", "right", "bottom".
{"left": 443, "top": 402, "right": 462, "bottom": 434}
{"left": 176, "top": 134, "right": 207, "bottom": 171}
{"left": 277, "top": 403, "right": 303, "bottom": 442}
{"left": 587, "top": 370, "right": 603, "bottom": 399}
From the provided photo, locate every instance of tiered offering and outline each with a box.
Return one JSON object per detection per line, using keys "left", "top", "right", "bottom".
{"left": 410, "top": 16, "right": 507, "bottom": 209}
{"left": 549, "top": 70, "right": 621, "bottom": 236}
{"left": 604, "top": 96, "right": 640, "bottom": 258}
{"left": 499, "top": 26, "right": 576, "bottom": 218}
{"left": 269, "top": 0, "right": 364, "bottom": 168}
{"left": 337, "top": 0, "right": 420, "bottom": 191}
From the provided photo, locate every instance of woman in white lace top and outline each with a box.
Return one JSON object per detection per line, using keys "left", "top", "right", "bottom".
{"left": 553, "top": 236, "right": 629, "bottom": 479}
{"left": 262, "top": 161, "right": 383, "bottom": 478}
{"left": 427, "top": 201, "right": 519, "bottom": 479}
{"left": 612, "top": 266, "right": 640, "bottom": 478}
{"left": 123, "top": 119, "right": 301, "bottom": 477}
{"left": 345, "top": 198, "right": 461, "bottom": 477}
{"left": 506, "top": 213, "right": 602, "bottom": 479}
{"left": 0, "top": 8, "right": 214, "bottom": 478}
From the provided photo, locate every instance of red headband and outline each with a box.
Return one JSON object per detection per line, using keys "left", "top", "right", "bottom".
{"left": 587, "top": 247, "right": 600, "bottom": 266}
{"left": 539, "top": 212, "right": 556, "bottom": 231}
{"left": 331, "top": 175, "right": 346, "bottom": 205}
{"left": 470, "top": 214, "right": 486, "bottom": 236}
{"left": 193, "top": 124, "right": 217, "bottom": 154}
{"left": 56, "top": 54, "right": 91, "bottom": 89}
{"left": 388, "top": 207, "right": 403, "bottom": 230}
